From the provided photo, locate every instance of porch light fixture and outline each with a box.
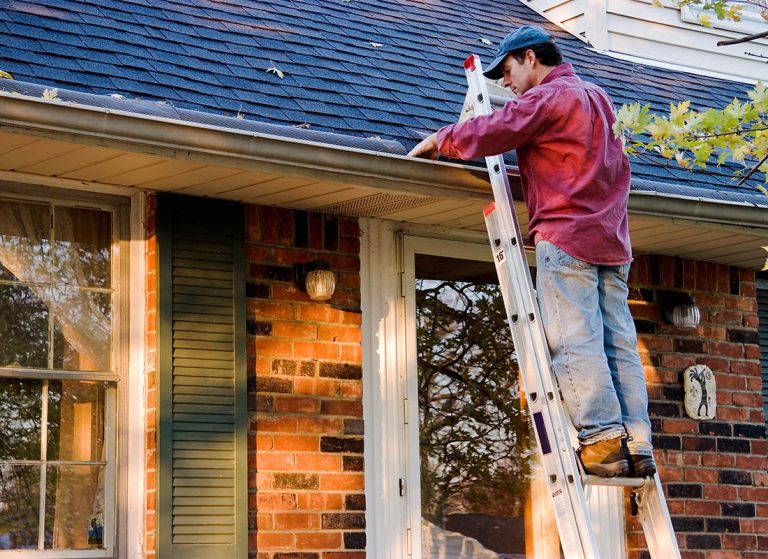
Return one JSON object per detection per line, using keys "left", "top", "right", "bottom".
{"left": 294, "top": 260, "right": 336, "bottom": 301}
{"left": 658, "top": 290, "right": 700, "bottom": 329}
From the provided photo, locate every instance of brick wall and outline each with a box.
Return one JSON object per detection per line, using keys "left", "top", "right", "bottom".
{"left": 247, "top": 206, "right": 365, "bottom": 559}
{"left": 626, "top": 255, "right": 768, "bottom": 559}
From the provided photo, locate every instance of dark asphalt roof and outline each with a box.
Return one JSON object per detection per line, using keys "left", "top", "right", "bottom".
{"left": 0, "top": 0, "right": 763, "bottom": 204}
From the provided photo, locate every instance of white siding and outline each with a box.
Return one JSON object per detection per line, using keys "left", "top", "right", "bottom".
{"left": 527, "top": 0, "right": 768, "bottom": 82}
{"left": 605, "top": 0, "right": 768, "bottom": 82}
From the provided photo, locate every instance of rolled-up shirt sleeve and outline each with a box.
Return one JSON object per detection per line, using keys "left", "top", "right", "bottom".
{"left": 436, "top": 89, "right": 552, "bottom": 160}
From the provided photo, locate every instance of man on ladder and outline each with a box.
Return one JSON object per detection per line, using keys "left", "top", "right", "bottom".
{"left": 408, "top": 24, "right": 656, "bottom": 480}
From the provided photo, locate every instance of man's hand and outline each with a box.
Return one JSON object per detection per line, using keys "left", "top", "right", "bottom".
{"left": 407, "top": 133, "right": 440, "bottom": 159}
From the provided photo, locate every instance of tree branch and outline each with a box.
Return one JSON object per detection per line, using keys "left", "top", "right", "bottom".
{"left": 717, "top": 29, "right": 768, "bottom": 46}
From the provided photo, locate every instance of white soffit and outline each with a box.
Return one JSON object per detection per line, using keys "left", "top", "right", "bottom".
{"left": 0, "top": 123, "right": 767, "bottom": 270}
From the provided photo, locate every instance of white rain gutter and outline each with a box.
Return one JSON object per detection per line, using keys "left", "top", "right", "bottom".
{"left": 2, "top": 91, "right": 768, "bottom": 232}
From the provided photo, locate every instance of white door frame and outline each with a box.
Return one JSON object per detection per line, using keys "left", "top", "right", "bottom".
{"left": 362, "top": 222, "right": 626, "bottom": 558}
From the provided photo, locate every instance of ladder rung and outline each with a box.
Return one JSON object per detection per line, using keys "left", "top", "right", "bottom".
{"left": 583, "top": 475, "right": 648, "bottom": 489}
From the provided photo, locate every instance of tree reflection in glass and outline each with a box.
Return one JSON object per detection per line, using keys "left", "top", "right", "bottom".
{"left": 0, "top": 286, "right": 49, "bottom": 369}
{"left": 417, "top": 276, "right": 531, "bottom": 557}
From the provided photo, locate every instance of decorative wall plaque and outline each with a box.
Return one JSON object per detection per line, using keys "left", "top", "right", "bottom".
{"left": 683, "top": 364, "right": 716, "bottom": 420}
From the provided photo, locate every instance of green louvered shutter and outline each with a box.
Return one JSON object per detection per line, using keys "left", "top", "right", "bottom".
{"left": 157, "top": 194, "right": 247, "bottom": 559}
{"left": 757, "top": 279, "right": 768, "bottom": 438}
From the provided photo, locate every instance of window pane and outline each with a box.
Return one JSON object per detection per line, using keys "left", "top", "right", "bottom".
{"left": 0, "top": 200, "right": 50, "bottom": 283}
{"left": 0, "top": 379, "right": 42, "bottom": 460}
{"left": 416, "top": 256, "right": 533, "bottom": 558}
{"left": 47, "top": 380, "right": 106, "bottom": 462}
{"left": 0, "top": 285, "right": 49, "bottom": 369}
{"left": 0, "top": 464, "right": 40, "bottom": 549}
{"left": 52, "top": 289, "right": 111, "bottom": 372}
{"left": 54, "top": 207, "right": 111, "bottom": 289}
{"left": 45, "top": 464, "right": 105, "bottom": 550}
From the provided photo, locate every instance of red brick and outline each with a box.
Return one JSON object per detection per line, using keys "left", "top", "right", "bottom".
{"left": 320, "top": 400, "right": 363, "bottom": 417}
{"left": 273, "top": 284, "right": 313, "bottom": 302}
{"left": 295, "top": 341, "right": 340, "bottom": 360}
{"left": 257, "top": 512, "right": 274, "bottom": 530}
{"left": 274, "top": 435, "right": 319, "bottom": 452}
{"left": 296, "top": 531, "right": 342, "bottom": 549}
{"left": 320, "top": 473, "right": 365, "bottom": 491}
{"left": 660, "top": 354, "right": 696, "bottom": 369}
{"left": 272, "top": 321, "right": 319, "bottom": 339}
{"left": 730, "top": 360, "right": 762, "bottom": 376}
{"left": 256, "top": 452, "right": 296, "bottom": 471}
{"left": 637, "top": 335, "right": 674, "bottom": 352}
{"left": 339, "top": 344, "right": 362, "bottom": 363}
{"left": 702, "top": 454, "right": 735, "bottom": 468}
{"left": 703, "top": 485, "right": 737, "bottom": 500}
{"left": 697, "top": 357, "right": 729, "bottom": 372}
{"left": 297, "top": 493, "right": 344, "bottom": 510}
{"left": 725, "top": 296, "right": 757, "bottom": 312}
{"left": 733, "top": 392, "right": 764, "bottom": 407}
{"left": 257, "top": 416, "right": 298, "bottom": 433}
{"left": 296, "top": 453, "right": 343, "bottom": 471}
{"left": 254, "top": 434, "right": 274, "bottom": 450}
{"left": 722, "top": 534, "right": 757, "bottom": 551}
{"left": 256, "top": 338, "right": 293, "bottom": 357}
{"left": 246, "top": 243, "right": 271, "bottom": 262}
{"left": 717, "top": 406, "right": 750, "bottom": 421}
{"left": 716, "top": 374, "right": 746, "bottom": 390}
{"left": 662, "top": 418, "right": 697, "bottom": 434}
{"left": 297, "top": 417, "right": 344, "bottom": 434}
{"left": 297, "top": 304, "right": 343, "bottom": 323}
{"left": 274, "top": 395, "right": 321, "bottom": 414}
{"left": 255, "top": 493, "right": 298, "bottom": 510}
{"left": 251, "top": 300, "right": 295, "bottom": 320}
{"left": 318, "top": 325, "right": 362, "bottom": 343}
{"left": 683, "top": 468, "right": 718, "bottom": 483}
{"left": 274, "top": 512, "right": 321, "bottom": 530}
{"left": 685, "top": 500, "right": 720, "bottom": 516}
{"left": 737, "top": 486, "right": 768, "bottom": 502}
{"left": 256, "top": 531, "right": 293, "bottom": 549}
{"left": 341, "top": 381, "right": 363, "bottom": 399}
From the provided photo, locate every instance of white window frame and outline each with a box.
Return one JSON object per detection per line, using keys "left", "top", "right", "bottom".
{"left": 362, "top": 221, "right": 627, "bottom": 558}
{"left": 0, "top": 183, "right": 135, "bottom": 559}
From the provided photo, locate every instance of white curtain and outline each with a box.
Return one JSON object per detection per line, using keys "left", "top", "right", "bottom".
{"left": 0, "top": 202, "right": 110, "bottom": 371}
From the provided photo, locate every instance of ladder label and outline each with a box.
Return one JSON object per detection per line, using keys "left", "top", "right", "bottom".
{"left": 532, "top": 411, "right": 552, "bottom": 455}
{"left": 494, "top": 248, "right": 505, "bottom": 264}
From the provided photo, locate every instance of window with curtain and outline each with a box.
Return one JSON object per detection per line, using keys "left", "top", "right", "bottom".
{"left": 0, "top": 196, "right": 117, "bottom": 557}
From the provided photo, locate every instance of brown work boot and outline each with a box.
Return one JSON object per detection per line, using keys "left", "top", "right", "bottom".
{"left": 578, "top": 437, "right": 629, "bottom": 477}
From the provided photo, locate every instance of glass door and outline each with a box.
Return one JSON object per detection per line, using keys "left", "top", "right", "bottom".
{"left": 402, "top": 237, "right": 560, "bottom": 559}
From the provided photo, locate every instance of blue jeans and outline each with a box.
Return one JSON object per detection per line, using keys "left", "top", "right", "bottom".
{"left": 535, "top": 240, "right": 653, "bottom": 456}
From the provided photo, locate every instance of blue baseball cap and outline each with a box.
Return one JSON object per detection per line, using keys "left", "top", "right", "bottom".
{"left": 483, "top": 25, "right": 554, "bottom": 80}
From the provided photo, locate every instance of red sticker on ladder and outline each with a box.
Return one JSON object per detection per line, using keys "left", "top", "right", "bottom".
{"left": 483, "top": 202, "right": 495, "bottom": 216}
{"left": 464, "top": 55, "right": 477, "bottom": 71}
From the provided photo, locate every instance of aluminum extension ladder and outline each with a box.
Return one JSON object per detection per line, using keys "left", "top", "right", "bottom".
{"left": 462, "top": 54, "right": 681, "bottom": 559}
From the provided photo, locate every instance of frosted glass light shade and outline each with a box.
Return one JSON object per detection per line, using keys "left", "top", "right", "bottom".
{"left": 305, "top": 269, "right": 336, "bottom": 301}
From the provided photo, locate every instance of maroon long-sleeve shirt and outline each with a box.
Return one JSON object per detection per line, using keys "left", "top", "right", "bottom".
{"left": 436, "top": 63, "right": 632, "bottom": 265}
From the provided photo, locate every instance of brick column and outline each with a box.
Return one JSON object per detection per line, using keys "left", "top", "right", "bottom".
{"left": 247, "top": 207, "right": 365, "bottom": 559}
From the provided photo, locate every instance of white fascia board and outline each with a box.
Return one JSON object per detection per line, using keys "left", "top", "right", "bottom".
{"left": 587, "top": 47, "right": 760, "bottom": 85}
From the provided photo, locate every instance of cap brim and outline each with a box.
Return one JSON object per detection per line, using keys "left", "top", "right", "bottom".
{"left": 483, "top": 53, "right": 506, "bottom": 80}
